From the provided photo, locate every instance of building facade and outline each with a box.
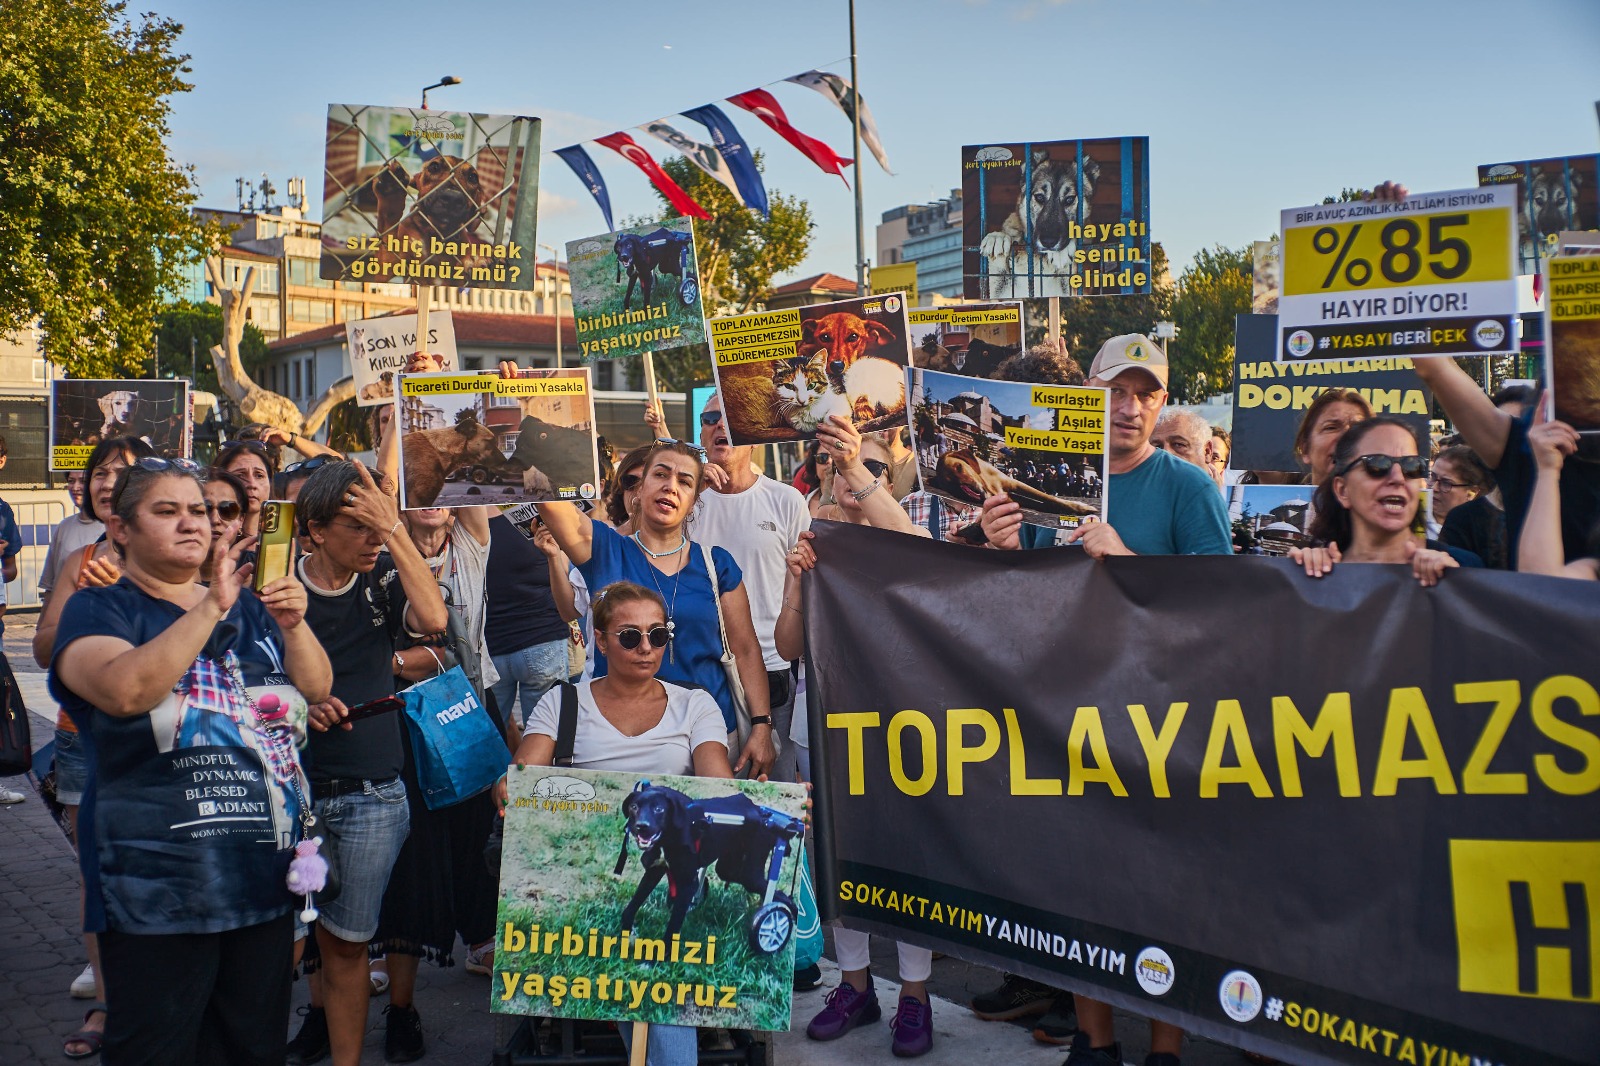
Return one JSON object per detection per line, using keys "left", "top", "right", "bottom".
{"left": 875, "top": 191, "right": 964, "bottom": 301}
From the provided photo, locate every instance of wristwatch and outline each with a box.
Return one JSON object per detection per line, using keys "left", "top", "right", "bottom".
{"left": 748, "top": 715, "right": 773, "bottom": 727}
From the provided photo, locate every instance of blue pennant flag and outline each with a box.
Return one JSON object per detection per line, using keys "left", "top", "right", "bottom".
{"left": 554, "top": 144, "right": 614, "bottom": 231}
{"left": 682, "top": 104, "right": 768, "bottom": 218}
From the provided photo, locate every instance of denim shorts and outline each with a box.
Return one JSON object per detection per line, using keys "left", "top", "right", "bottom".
{"left": 309, "top": 778, "right": 410, "bottom": 944}
{"left": 490, "top": 638, "right": 570, "bottom": 727}
{"left": 54, "top": 727, "right": 88, "bottom": 807}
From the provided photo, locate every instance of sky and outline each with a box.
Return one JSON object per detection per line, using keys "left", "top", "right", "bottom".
{"left": 156, "top": 0, "right": 1600, "bottom": 284}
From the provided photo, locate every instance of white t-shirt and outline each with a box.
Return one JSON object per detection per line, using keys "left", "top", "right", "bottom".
{"left": 523, "top": 678, "right": 727, "bottom": 776}
{"left": 412, "top": 523, "right": 499, "bottom": 689}
{"left": 691, "top": 475, "right": 810, "bottom": 671}
{"left": 40, "top": 515, "right": 104, "bottom": 594}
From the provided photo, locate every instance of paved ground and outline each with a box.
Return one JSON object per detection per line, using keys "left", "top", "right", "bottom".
{"left": 0, "top": 615, "right": 1255, "bottom": 1065}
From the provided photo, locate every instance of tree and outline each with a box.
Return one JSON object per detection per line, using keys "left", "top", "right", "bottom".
{"left": 0, "top": 0, "right": 223, "bottom": 377}
{"left": 151, "top": 300, "right": 268, "bottom": 393}
{"left": 1171, "top": 244, "right": 1252, "bottom": 403}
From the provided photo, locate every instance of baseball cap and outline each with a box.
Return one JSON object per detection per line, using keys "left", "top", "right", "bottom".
{"left": 1089, "top": 334, "right": 1168, "bottom": 388}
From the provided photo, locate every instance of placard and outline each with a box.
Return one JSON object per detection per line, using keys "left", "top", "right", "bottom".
{"left": 907, "top": 302, "right": 1024, "bottom": 379}
{"left": 567, "top": 217, "right": 706, "bottom": 362}
{"left": 1477, "top": 155, "right": 1600, "bottom": 277}
{"left": 49, "top": 379, "right": 191, "bottom": 470}
{"left": 347, "top": 311, "right": 458, "bottom": 406}
{"left": 869, "top": 262, "right": 918, "bottom": 306}
{"left": 1545, "top": 255, "right": 1600, "bottom": 440}
{"left": 1277, "top": 186, "right": 1518, "bottom": 361}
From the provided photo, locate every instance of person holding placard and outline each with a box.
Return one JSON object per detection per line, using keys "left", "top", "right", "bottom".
{"left": 1518, "top": 408, "right": 1599, "bottom": 580}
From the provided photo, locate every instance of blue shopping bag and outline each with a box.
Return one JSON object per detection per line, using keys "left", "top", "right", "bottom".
{"left": 400, "top": 666, "right": 508, "bottom": 810}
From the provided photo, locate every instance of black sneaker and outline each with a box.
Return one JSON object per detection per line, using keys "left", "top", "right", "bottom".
{"left": 1062, "top": 1030, "right": 1122, "bottom": 1066}
{"left": 1031, "top": 996, "right": 1078, "bottom": 1045}
{"left": 384, "top": 1003, "right": 425, "bottom": 1064}
{"left": 794, "top": 962, "right": 823, "bottom": 991}
{"left": 970, "top": 973, "right": 1057, "bottom": 1020}
{"left": 1147, "top": 1054, "right": 1181, "bottom": 1066}
{"left": 285, "top": 1005, "right": 329, "bottom": 1066}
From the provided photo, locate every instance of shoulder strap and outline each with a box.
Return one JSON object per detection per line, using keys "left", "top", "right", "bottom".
{"left": 700, "top": 543, "right": 732, "bottom": 659}
{"left": 553, "top": 682, "right": 578, "bottom": 767}
{"left": 926, "top": 496, "right": 943, "bottom": 538}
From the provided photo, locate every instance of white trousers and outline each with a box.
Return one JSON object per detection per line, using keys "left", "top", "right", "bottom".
{"left": 833, "top": 928, "right": 933, "bottom": 982}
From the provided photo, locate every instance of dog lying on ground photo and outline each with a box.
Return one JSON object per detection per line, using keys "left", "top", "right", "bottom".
{"left": 402, "top": 409, "right": 503, "bottom": 507}
{"left": 932, "top": 449, "right": 1098, "bottom": 517}
{"left": 981, "top": 150, "right": 1100, "bottom": 299}
{"left": 372, "top": 154, "right": 493, "bottom": 270}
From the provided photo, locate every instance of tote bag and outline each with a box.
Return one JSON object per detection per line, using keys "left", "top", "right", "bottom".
{"left": 401, "top": 666, "right": 508, "bottom": 810}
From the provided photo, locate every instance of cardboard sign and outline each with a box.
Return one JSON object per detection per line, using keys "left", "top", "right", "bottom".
{"left": 1252, "top": 240, "right": 1280, "bottom": 315}
{"left": 347, "top": 312, "right": 458, "bottom": 407}
{"left": 1228, "top": 485, "right": 1313, "bottom": 555}
{"left": 1545, "top": 255, "right": 1600, "bottom": 440}
{"left": 963, "top": 137, "right": 1150, "bottom": 299}
{"left": 1277, "top": 186, "right": 1518, "bottom": 361}
{"left": 869, "top": 262, "right": 918, "bottom": 306}
{"left": 320, "top": 104, "right": 540, "bottom": 288}
{"left": 1231, "top": 315, "right": 1432, "bottom": 474}
{"left": 397, "top": 368, "right": 597, "bottom": 510}
{"left": 908, "top": 367, "right": 1106, "bottom": 529}
{"left": 491, "top": 767, "right": 807, "bottom": 1031}
{"left": 907, "top": 303, "right": 1024, "bottom": 380}
{"left": 1477, "top": 155, "right": 1600, "bottom": 277}
{"left": 567, "top": 217, "right": 706, "bottom": 362}
{"left": 49, "top": 379, "right": 191, "bottom": 470}
{"left": 709, "top": 293, "right": 912, "bottom": 446}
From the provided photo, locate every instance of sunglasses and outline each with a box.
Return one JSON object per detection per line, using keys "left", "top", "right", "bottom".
{"left": 618, "top": 472, "right": 642, "bottom": 491}
{"left": 219, "top": 439, "right": 270, "bottom": 457}
{"left": 610, "top": 625, "right": 670, "bottom": 650}
{"left": 206, "top": 499, "right": 243, "bottom": 520}
{"left": 654, "top": 437, "right": 707, "bottom": 460}
{"left": 1336, "top": 454, "right": 1429, "bottom": 480}
{"left": 282, "top": 455, "right": 335, "bottom": 477}
{"left": 814, "top": 451, "right": 831, "bottom": 465}
{"left": 134, "top": 456, "right": 203, "bottom": 474}
{"left": 699, "top": 410, "right": 723, "bottom": 427}
{"left": 861, "top": 459, "right": 890, "bottom": 479}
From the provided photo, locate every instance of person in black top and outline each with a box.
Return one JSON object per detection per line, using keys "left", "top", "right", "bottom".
{"left": 485, "top": 512, "right": 572, "bottom": 727}
{"left": 290, "top": 461, "right": 448, "bottom": 1066}
{"left": 1432, "top": 444, "right": 1506, "bottom": 569}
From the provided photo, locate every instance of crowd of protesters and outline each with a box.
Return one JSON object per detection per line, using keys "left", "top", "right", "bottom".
{"left": 18, "top": 203, "right": 1600, "bottom": 1066}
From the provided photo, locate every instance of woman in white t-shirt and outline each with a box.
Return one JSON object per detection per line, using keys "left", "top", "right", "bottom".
{"left": 502, "top": 580, "right": 733, "bottom": 1065}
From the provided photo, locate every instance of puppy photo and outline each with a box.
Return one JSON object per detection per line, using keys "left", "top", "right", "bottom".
{"left": 51, "top": 379, "right": 190, "bottom": 471}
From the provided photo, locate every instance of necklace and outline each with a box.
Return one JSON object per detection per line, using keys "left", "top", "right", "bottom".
{"left": 629, "top": 536, "right": 684, "bottom": 663}
{"left": 631, "top": 531, "right": 687, "bottom": 558}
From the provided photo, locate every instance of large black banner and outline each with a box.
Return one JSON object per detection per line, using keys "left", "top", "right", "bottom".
{"left": 804, "top": 522, "right": 1600, "bottom": 1066}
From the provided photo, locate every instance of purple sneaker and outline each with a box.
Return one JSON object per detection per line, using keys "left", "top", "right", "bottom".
{"left": 806, "top": 980, "right": 881, "bottom": 1040}
{"left": 890, "top": 995, "right": 934, "bottom": 1058}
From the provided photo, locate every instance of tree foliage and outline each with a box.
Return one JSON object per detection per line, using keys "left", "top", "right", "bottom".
{"left": 0, "top": 0, "right": 221, "bottom": 377}
{"left": 150, "top": 300, "right": 268, "bottom": 393}
{"left": 1171, "top": 244, "right": 1252, "bottom": 403}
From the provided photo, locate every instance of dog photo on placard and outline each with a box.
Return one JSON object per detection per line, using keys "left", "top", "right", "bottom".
{"left": 566, "top": 217, "right": 707, "bottom": 363}
{"left": 1478, "top": 155, "right": 1600, "bottom": 276}
{"left": 50, "top": 379, "right": 191, "bottom": 470}
{"left": 963, "top": 136, "right": 1150, "bottom": 300}
{"left": 909, "top": 303, "right": 1024, "bottom": 380}
{"left": 321, "top": 104, "right": 541, "bottom": 289}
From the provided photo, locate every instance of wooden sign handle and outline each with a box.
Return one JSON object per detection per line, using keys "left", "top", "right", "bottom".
{"left": 629, "top": 1022, "right": 648, "bottom": 1066}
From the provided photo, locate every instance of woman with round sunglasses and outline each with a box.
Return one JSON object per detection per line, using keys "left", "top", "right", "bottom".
{"left": 1288, "top": 416, "right": 1479, "bottom": 585}
{"left": 215, "top": 438, "right": 275, "bottom": 538}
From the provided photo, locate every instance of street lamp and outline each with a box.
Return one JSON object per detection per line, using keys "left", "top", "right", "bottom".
{"left": 538, "top": 243, "right": 564, "bottom": 369}
{"left": 420, "top": 76, "right": 461, "bottom": 110}
{"left": 1151, "top": 320, "right": 1178, "bottom": 360}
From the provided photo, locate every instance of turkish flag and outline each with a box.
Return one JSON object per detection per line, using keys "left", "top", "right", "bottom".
{"left": 595, "top": 133, "right": 711, "bottom": 220}
{"left": 727, "top": 89, "right": 853, "bottom": 184}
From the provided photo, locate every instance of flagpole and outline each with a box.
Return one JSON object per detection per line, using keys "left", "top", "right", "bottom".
{"left": 849, "top": 0, "right": 866, "bottom": 296}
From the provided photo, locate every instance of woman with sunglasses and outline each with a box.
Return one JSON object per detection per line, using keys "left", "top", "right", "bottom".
{"left": 48, "top": 457, "right": 330, "bottom": 1065}
{"left": 215, "top": 438, "right": 275, "bottom": 538}
{"left": 1289, "top": 416, "right": 1480, "bottom": 585}
{"left": 602, "top": 444, "right": 653, "bottom": 530}
{"left": 201, "top": 468, "right": 250, "bottom": 583}
{"left": 501, "top": 580, "right": 733, "bottom": 1066}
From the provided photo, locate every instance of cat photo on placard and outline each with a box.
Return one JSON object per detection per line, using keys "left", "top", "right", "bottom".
{"left": 709, "top": 292, "right": 913, "bottom": 446}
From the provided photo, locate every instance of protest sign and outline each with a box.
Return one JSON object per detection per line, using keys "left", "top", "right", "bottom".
{"left": 566, "top": 217, "right": 706, "bottom": 362}
{"left": 869, "top": 262, "right": 918, "bottom": 306}
{"left": 497, "top": 502, "right": 542, "bottom": 540}
{"left": 347, "top": 312, "right": 457, "bottom": 407}
{"left": 709, "top": 293, "right": 911, "bottom": 446}
{"left": 397, "top": 368, "right": 597, "bottom": 510}
{"left": 1277, "top": 186, "right": 1517, "bottom": 361}
{"left": 1477, "top": 155, "right": 1600, "bottom": 276}
{"left": 1231, "top": 315, "right": 1431, "bottom": 473}
{"left": 907, "top": 302, "right": 1024, "bottom": 379}
{"left": 1252, "top": 240, "right": 1280, "bottom": 315}
{"left": 50, "top": 379, "right": 190, "bottom": 470}
{"left": 1544, "top": 255, "right": 1600, "bottom": 443}
{"left": 1228, "top": 484, "right": 1313, "bottom": 555}
{"left": 320, "top": 104, "right": 540, "bottom": 288}
{"left": 962, "top": 137, "right": 1150, "bottom": 299}
{"left": 909, "top": 367, "right": 1105, "bottom": 528}
{"left": 491, "top": 766, "right": 807, "bottom": 1031}
{"left": 804, "top": 521, "right": 1600, "bottom": 1066}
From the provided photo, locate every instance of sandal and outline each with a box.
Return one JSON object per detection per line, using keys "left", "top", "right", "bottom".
{"left": 63, "top": 1003, "right": 106, "bottom": 1060}
{"left": 369, "top": 957, "right": 390, "bottom": 997}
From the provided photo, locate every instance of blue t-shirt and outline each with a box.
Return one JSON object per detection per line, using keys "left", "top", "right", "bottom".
{"left": 1020, "top": 448, "right": 1232, "bottom": 555}
{"left": 49, "top": 581, "right": 310, "bottom": 935}
{"left": 578, "top": 522, "right": 743, "bottom": 730}
{"left": 0, "top": 499, "right": 18, "bottom": 636}
{"left": 1494, "top": 413, "right": 1600, "bottom": 568}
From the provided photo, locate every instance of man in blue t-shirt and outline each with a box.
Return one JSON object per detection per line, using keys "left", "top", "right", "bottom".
{"left": 978, "top": 334, "right": 1228, "bottom": 1066}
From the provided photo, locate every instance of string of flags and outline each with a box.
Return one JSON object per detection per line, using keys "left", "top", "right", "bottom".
{"left": 553, "top": 69, "right": 889, "bottom": 231}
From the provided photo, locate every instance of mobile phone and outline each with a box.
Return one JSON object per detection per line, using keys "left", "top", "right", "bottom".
{"left": 253, "top": 501, "right": 296, "bottom": 591}
{"left": 951, "top": 521, "right": 989, "bottom": 546}
{"left": 344, "top": 695, "right": 404, "bottom": 722}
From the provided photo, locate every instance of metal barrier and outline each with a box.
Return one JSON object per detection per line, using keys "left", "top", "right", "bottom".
{"left": 7, "top": 498, "right": 70, "bottom": 610}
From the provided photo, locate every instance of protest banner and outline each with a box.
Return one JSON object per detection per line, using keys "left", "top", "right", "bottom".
{"left": 869, "top": 262, "right": 918, "bottom": 306}
{"left": 909, "top": 367, "right": 1105, "bottom": 528}
{"left": 491, "top": 766, "right": 807, "bottom": 1031}
{"left": 907, "top": 302, "right": 1024, "bottom": 379}
{"left": 347, "top": 312, "right": 457, "bottom": 407}
{"left": 709, "top": 293, "right": 912, "bottom": 446}
{"left": 49, "top": 379, "right": 191, "bottom": 470}
{"left": 1252, "top": 240, "right": 1280, "bottom": 315}
{"left": 566, "top": 217, "right": 706, "bottom": 362}
{"left": 1477, "top": 155, "right": 1600, "bottom": 277}
{"left": 397, "top": 368, "right": 597, "bottom": 511}
{"left": 320, "top": 104, "right": 540, "bottom": 288}
{"left": 1232, "top": 315, "right": 1431, "bottom": 473}
{"left": 1545, "top": 255, "right": 1600, "bottom": 450}
{"left": 804, "top": 521, "right": 1600, "bottom": 1066}
{"left": 1277, "top": 187, "right": 1518, "bottom": 361}
{"left": 962, "top": 137, "right": 1150, "bottom": 299}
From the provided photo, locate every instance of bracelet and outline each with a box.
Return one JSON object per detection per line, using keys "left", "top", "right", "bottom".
{"left": 850, "top": 480, "right": 881, "bottom": 503}
{"left": 383, "top": 519, "right": 401, "bottom": 543}
{"left": 393, "top": 651, "right": 405, "bottom": 674}
{"left": 748, "top": 715, "right": 773, "bottom": 727}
